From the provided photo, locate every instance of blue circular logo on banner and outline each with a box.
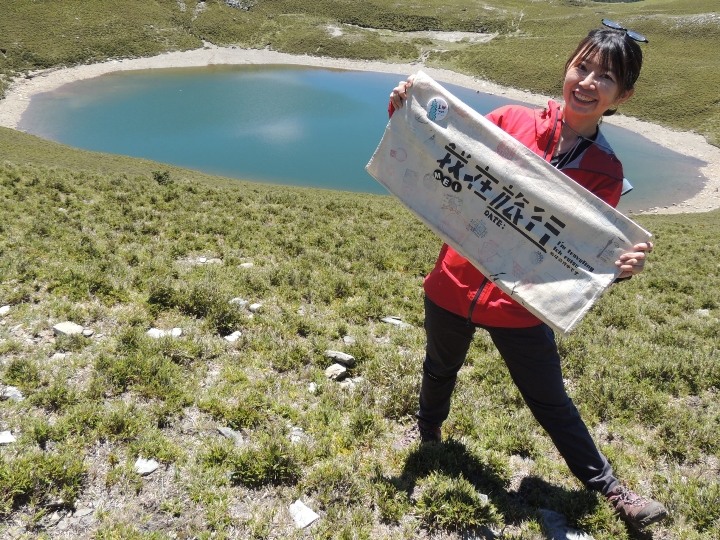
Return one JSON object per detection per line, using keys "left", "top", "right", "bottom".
{"left": 426, "top": 96, "right": 449, "bottom": 122}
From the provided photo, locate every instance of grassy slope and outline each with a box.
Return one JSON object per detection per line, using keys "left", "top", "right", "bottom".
{"left": 1, "top": 1, "right": 719, "bottom": 539}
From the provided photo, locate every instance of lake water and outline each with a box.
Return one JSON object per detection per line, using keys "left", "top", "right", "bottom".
{"left": 19, "top": 65, "right": 705, "bottom": 213}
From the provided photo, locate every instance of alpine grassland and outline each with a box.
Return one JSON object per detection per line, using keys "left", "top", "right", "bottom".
{"left": 1, "top": 1, "right": 718, "bottom": 539}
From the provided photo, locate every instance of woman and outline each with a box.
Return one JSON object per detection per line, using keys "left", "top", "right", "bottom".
{"left": 388, "top": 22, "right": 667, "bottom": 530}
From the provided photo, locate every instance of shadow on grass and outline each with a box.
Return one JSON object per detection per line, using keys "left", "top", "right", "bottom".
{"left": 389, "top": 438, "right": 610, "bottom": 537}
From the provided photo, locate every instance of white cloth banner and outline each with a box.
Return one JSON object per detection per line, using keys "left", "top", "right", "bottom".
{"left": 366, "top": 71, "right": 651, "bottom": 334}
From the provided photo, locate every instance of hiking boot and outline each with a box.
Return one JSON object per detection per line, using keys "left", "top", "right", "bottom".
{"left": 418, "top": 424, "right": 442, "bottom": 443}
{"left": 606, "top": 485, "right": 668, "bottom": 529}
{"left": 392, "top": 423, "right": 441, "bottom": 450}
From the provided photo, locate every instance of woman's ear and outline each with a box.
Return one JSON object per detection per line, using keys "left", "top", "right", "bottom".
{"left": 616, "top": 88, "right": 635, "bottom": 106}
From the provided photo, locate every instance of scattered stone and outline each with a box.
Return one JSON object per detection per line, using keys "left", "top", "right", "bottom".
{"left": 289, "top": 499, "right": 320, "bottom": 529}
{"left": 134, "top": 457, "right": 159, "bottom": 476}
{"left": 308, "top": 382, "right": 318, "bottom": 394}
{"left": 339, "top": 376, "right": 364, "bottom": 390}
{"left": 239, "top": 262, "right": 254, "bottom": 268}
{"left": 696, "top": 309, "right": 710, "bottom": 317}
{"left": 217, "top": 426, "right": 244, "bottom": 445}
{"left": 342, "top": 335, "right": 356, "bottom": 345}
{"left": 51, "top": 352, "right": 68, "bottom": 361}
{"left": 324, "top": 363, "right": 347, "bottom": 381}
{"left": 381, "top": 316, "right": 412, "bottom": 328}
{"left": 339, "top": 379, "right": 355, "bottom": 390}
{"left": 1, "top": 386, "right": 24, "bottom": 401}
{"left": 52, "top": 321, "right": 84, "bottom": 336}
{"left": 40, "top": 510, "right": 64, "bottom": 528}
{"left": 82, "top": 328, "right": 95, "bottom": 337}
{"left": 540, "top": 508, "right": 594, "bottom": 540}
{"left": 229, "top": 297, "right": 248, "bottom": 307}
{"left": 289, "top": 426, "right": 309, "bottom": 444}
{"left": 0, "top": 305, "right": 10, "bottom": 316}
{"left": 147, "top": 327, "right": 182, "bottom": 339}
{"left": 249, "top": 303, "right": 263, "bottom": 313}
{"left": 0, "top": 431, "right": 17, "bottom": 444}
{"left": 73, "top": 507, "right": 93, "bottom": 518}
{"left": 224, "top": 330, "right": 242, "bottom": 342}
{"left": 324, "top": 350, "right": 356, "bottom": 367}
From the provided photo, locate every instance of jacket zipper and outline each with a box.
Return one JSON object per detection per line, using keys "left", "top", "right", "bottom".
{"left": 466, "top": 276, "right": 489, "bottom": 326}
{"left": 543, "top": 108, "right": 561, "bottom": 160}
{"left": 466, "top": 108, "right": 558, "bottom": 327}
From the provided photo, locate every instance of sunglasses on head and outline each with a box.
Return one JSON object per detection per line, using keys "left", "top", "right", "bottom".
{"left": 602, "top": 19, "right": 649, "bottom": 43}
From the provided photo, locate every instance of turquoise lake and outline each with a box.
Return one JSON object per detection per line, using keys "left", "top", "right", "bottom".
{"left": 19, "top": 65, "right": 705, "bottom": 213}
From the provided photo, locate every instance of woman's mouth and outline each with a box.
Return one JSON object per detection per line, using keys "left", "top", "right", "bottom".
{"left": 573, "top": 91, "right": 596, "bottom": 104}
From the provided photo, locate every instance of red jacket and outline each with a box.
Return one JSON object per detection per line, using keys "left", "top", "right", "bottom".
{"left": 422, "top": 100, "right": 625, "bottom": 327}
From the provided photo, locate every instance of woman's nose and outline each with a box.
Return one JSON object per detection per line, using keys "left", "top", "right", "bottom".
{"left": 579, "top": 72, "right": 597, "bottom": 87}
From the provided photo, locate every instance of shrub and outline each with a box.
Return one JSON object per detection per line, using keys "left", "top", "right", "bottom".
{"left": 229, "top": 440, "right": 300, "bottom": 488}
{"left": 415, "top": 471, "right": 501, "bottom": 532}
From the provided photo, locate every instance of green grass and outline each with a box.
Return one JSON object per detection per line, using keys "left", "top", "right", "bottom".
{"left": 1, "top": 1, "right": 719, "bottom": 538}
{"left": 0, "top": 136, "right": 718, "bottom": 537}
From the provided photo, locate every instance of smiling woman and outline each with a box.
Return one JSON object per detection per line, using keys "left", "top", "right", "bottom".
{"left": 9, "top": 57, "right": 709, "bottom": 213}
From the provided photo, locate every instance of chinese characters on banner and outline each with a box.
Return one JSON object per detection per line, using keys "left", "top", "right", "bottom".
{"left": 366, "top": 71, "right": 652, "bottom": 334}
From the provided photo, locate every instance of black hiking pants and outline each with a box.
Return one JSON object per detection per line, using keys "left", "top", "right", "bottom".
{"left": 418, "top": 296, "right": 618, "bottom": 495}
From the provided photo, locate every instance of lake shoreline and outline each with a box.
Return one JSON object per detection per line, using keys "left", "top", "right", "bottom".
{"left": 1, "top": 44, "right": 718, "bottom": 214}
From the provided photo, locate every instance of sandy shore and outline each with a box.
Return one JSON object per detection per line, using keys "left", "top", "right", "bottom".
{"left": 1, "top": 44, "right": 718, "bottom": 214}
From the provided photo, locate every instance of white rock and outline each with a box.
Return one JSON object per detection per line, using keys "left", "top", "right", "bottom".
{"left": 224, "top": 330, "right": 242, "bottom": 342}
{"left": 51, "top": 352, "right": 68, "bottom": 361}
{"left": 324, "top": 350, "right": 356, "bottom": 367}
{"left": 0, "top": 431, "right": 16, "bottom": 444}
{"left": 147, "top": 327, "right": 182, "bottom": 339}
{"left": 217, "top": 426, "right": 244, "bottom": 445}
{"left": 134, "top": 457, "right": 159, "bottom": 476}
{"left": 198, "top": 257, "right": 207, "bottom": 263}
{"left": 339, "top": 379, "right": 356, "bottom": 390}
{"left": 540, "top": 509, "right": 594, "bottom": 540}
{"left": 289, "top": 426, "right": 308, "bottom": 444}
{"left": 249, "top": 303, "right": 263, "bottom": 313}
{"left": 381, "top": 316, "right": 412, "bottom": 328}
{"left": 73, "top": 507, "right": 93, "bottom": 518}
{"left": 147, "top": 328, "right": 166, "bottom": 339}
{"left": 239, "top": 262, "right": 254, "bottom": 268}
{"left": 0, "top": 305, "right": 10, "bottom": 316}
{"left": 82, "top": 328, "right": 95, "bottom": 337}
{"left": 52, "top": 321, "right": 84, "bottom": 336}
{"left": 229, "top": 297, "right": 248, "bottom": 307}
{"left": 1, "top": 386, "right": 24, "bottom": 401}
{"left": 308, "top": 382, "right": 318, "bottom": 394}
{"left": 324, "top": 363, "right": 347, "bottom": 381}
{"left": 289, "top": 499, "right": 320, "bottom": 529}
{"left": 342, "top": 335, "right": 356, "bottom": 345}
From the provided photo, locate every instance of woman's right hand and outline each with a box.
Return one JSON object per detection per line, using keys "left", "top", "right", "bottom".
{"left": 389, "top": 76, "right": 414, "bottom": 113}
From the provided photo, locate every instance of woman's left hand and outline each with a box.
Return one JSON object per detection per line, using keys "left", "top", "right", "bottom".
{"left": 615, "top": 241, "right": 654, "bottom": 278}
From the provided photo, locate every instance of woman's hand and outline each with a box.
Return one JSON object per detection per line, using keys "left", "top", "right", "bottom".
{"left": 389, "top": 76, "right": 414, "bottom": 113}
{"left": 615, "top": 241, "right": 653, "bottom": 279}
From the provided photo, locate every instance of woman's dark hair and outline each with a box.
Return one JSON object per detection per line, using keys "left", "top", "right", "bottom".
{"left": 565, "top": 28, "right": 643, "bottom": 115}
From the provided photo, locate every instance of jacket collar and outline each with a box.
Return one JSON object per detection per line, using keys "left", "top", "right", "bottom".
{"left": 537, "top": 100, "right": 564, "bottom": 160}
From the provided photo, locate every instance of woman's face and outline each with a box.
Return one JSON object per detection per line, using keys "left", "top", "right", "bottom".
{"left": 562, "top": 51, "right": 633, "bottom": 123}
